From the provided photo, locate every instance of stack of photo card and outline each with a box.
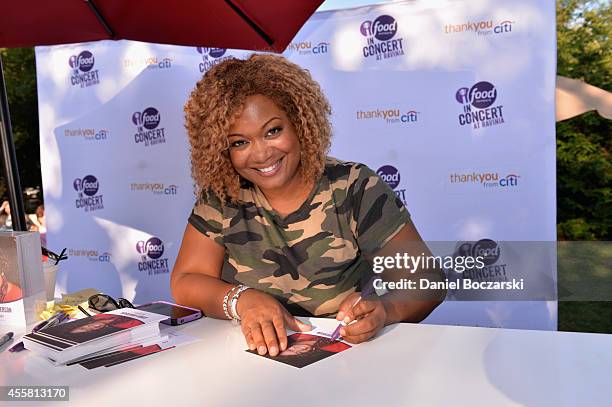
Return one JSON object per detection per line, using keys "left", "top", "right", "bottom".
{"left": 23, "top": 308, "right": 167, "bottom": 365}
{"left": 70, "top": 331, "right": 199, "bottom": 369}
{"left": 247, "top": 328, "right": 352, "bottom": 368}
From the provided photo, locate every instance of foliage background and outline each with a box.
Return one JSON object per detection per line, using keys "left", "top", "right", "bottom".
{"left": 556, "top": 0, "right": 610, "bottom": 240}
{"left": 0, "top": 47, "right": 38, "bottom": 200}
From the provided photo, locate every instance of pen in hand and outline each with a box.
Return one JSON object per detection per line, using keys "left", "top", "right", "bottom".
{"left": 331, "top": 276, "right": 377, "bottom": 341}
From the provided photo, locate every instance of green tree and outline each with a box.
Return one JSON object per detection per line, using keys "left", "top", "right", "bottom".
{"left": 556, "top": 0, "right": 611, "bottom": 335}
{"left": 0, "top": 47, "right": 39, "bottom": 201}
{"left": 556, "top": 0, "right": 611, "bottom": 240}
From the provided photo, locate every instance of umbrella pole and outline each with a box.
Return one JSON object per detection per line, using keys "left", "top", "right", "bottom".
{"left": 0, "top": 54, "right": 27, "bottom": 232}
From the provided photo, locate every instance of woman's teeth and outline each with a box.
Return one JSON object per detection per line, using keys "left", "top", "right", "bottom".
{"left": 257, "top": 160, "right": 281, "bottom": 173}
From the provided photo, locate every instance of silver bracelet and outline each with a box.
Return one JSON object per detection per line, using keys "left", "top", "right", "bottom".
{"left": 230, "top": 285, "right": 251, "bottom": 321}
{"left": 222, "top": 285, "right": 239, "bottom": 320}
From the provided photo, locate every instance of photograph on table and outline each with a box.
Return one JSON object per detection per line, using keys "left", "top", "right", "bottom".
{"left": 49, "top": 313, "right": 144, "bottom": 343}
{"left": 69, "top": 330, "right": 199, "bottom": 369}
{"left": 247, "top": 333, "right": 351, "bottom": 368}
{"left": 77, "top": 343, "right": 166, "bottom": 369}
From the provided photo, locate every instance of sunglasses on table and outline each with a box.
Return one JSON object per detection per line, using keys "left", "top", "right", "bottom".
{"left": 88, "top": 294, "right": 135, "bottom": 312}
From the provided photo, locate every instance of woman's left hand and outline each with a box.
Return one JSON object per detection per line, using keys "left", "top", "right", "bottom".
{"left": 335, "top": 292, "right": 387, "bottom": 343}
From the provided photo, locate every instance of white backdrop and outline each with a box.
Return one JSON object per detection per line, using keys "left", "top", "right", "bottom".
{"left": 36, "top": 0, "right": 557, "bottom": 329}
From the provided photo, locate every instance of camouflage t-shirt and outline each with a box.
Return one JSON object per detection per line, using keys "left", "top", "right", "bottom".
{"left": 189, "top": 157, "right": 410, "bottom": 317}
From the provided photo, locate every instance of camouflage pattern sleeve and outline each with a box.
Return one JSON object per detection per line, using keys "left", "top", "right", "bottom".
{"left": 349, "top": 164, "right": 410, "bottom": 255}
{"left": 188, "top": 191, "right": 225, "bottom": 246}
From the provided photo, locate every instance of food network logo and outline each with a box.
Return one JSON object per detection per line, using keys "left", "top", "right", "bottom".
{"left": 131, "top": 183, "right": 178, "bottom": 196}
{"left": 455, "top": 81, "right": 505, "bottom": 129}
{"left": 132, "top": 107, "right": 166, "bottom": 147}
{"left": 444, "top": 19, "right": 514, "bottom": 36}
{"left": 377, "top": 165, "right": 407, "bottom": 205}
{"left": 449, "top": 172, "right": 520, "bottom": 189}
{"left": 68, "top": 248, "right": 112, "bottom": 262}
{"left": 69, "top": 50, "right": 100, "bottom": 88}
{"left": 454, "top": 239, "right": 508, "bottom": 282}
{"left": 63, "top": 128, "right": 109, "bottom": 141}
{"left": 73, "top": 175, "right": 104, "bottom": 212}
{"left": 136, "top": 237, "right": 170, "bottom": 275}
{"left": 286, "top": 41, "right": 329, "bottom": 56}
{"left": 356, "top": 108, "right": 418, "bottom": 124}
{"left": 123, "top": 56, "right": 173, "bottom": 70}
{"left": 197, "top": 47, "right": 232, "bottom": 72}
{"left": 360, "top": 15, "right": 405, "bottom": 61}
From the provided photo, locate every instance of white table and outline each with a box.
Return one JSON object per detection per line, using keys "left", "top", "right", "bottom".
{"left": 1, "top": 317, "right": 611, "bottom": 406}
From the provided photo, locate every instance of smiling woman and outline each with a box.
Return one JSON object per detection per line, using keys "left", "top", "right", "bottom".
{"left": 172, "top": 54, "right": 444, "bottom": 358}
{"left": 225, "top": 94, "right": 310, "bottom": 212}
{"left": 185, "top": 55, "right": 330, "bottom": 204}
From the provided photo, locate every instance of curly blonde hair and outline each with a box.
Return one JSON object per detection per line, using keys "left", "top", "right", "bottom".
{"left": 184, "top": 54, "right": 332, "bottom": 203}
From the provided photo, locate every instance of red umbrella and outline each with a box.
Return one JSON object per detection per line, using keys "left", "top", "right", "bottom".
{"left": 0, "top": 0, "right": 324, "bottom": 231}
{"left": 0, "top": 0, "right": 322, "bottom": 52}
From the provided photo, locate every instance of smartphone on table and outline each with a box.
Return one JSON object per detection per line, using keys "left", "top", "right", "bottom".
{"left": 136, "top": 301, "right": 203, "bottom": 325}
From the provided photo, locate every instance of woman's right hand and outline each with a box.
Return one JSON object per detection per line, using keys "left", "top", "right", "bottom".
{"left": 236, "top": 289, "right": 312, "bottom": 357}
